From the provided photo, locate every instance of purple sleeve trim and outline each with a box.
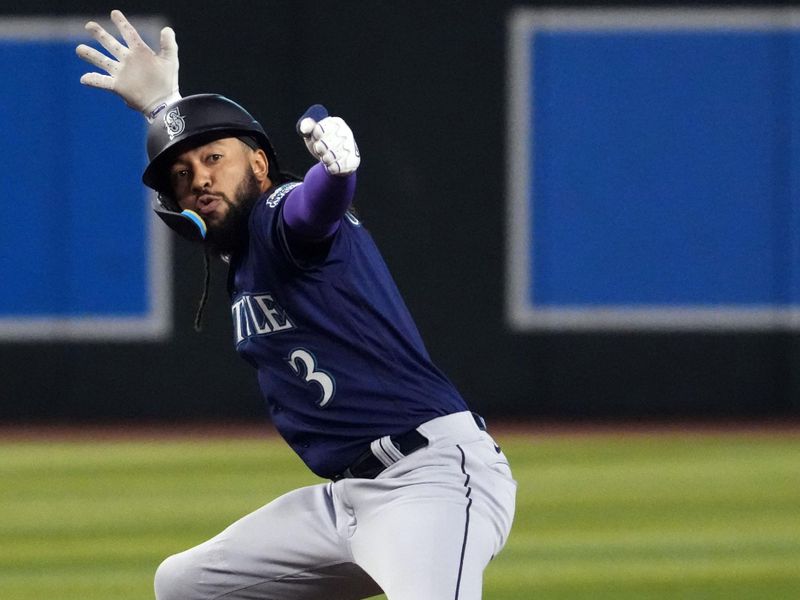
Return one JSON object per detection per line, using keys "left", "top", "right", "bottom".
{"left": 282, "top": 163, "right": 356, "bottom": 240}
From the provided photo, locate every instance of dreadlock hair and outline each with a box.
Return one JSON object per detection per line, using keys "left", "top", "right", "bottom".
{"left": 193, "top": 247, "right": 212, "bottom": 332}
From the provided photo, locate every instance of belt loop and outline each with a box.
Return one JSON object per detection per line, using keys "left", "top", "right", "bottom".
{"left": 370, "top": 436, "right": 403, "bottom": 468}
{"left": 332, "top": 427, "right": 429, "bottom": 482}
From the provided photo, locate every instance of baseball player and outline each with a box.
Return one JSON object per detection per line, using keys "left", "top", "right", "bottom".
{"left": 77, "top": 11, "right": 516, "bottom": 600}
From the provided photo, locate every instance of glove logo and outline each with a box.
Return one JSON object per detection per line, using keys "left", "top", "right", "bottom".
{"left": 164, "top": 107, "right": 186, "bottom": 141}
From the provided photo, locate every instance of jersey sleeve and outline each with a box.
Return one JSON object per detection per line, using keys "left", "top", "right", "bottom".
{"left": 282, "top": 163, "right": 356, "bottom": 239}
{"left": 249, "top": 182, "right": 353, "bottom": 273}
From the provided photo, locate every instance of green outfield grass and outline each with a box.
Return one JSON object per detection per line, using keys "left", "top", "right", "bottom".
{"left": 1, "top": 430, "right": 799, "bottom": 599}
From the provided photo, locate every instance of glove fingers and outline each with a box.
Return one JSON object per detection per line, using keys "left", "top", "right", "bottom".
{"left": 75, "top": 44, "right": 119, "bottom": 75}
{"left": 298, "top": 117, "right": 316, "bottom": 138}
{"left": 320, "top": 151, "right": 339, "bottom": 168}
{"left": 79, "top": 72, "right": 115, "bottom": 91}
{"left": 298, "top": 111, "right": 360, "bottom": 176}
{"left": 312, "top": 139, "right": 330, "bottom": 156}
{"left": 111, "top": 9, "right": 150, "bottom": 51}
{"left": 159, "top": 27, "right": 179, "bottom": 59}
{"left": 311, "top": 120, "right": 329, "bottom": 141}
{"left": 321, "top": 148, "right": 358, "bottom": 174}
{"left": 296, "top": 104, "right": 329, "bottom": 135}
{"left": 84, "top": 21, "right": 125, "bottom": 59}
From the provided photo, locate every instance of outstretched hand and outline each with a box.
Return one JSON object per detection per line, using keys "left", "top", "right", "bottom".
{"left": 76, "top": 9, "right": 180, "bottom": 120}
{"left": 297, "top": 104, "right": 361, "bottom": 176}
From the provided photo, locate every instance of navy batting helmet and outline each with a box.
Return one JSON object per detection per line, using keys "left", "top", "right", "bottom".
{"left": 142, "top": 93, "right": 280, "bottom": 241}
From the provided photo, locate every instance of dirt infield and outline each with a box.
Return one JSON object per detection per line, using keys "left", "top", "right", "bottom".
{"left": 1, "top": 418, "right": 799, "bottom": 441}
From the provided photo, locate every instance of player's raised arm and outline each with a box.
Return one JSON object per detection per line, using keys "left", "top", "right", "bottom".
{"left": 281, "top": 105, "right": 361, "bottom": 241}
{"left": 75, "top": 9, "right": 181, "bottom": 121}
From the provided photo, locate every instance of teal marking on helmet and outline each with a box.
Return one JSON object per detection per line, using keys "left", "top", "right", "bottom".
{"left": 181, "top": 209, "right": 207, "bottom": 239}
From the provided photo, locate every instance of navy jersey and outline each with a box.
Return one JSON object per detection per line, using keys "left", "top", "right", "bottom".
{"left": 229, "top": 182, "right": 468, "bottom": 478}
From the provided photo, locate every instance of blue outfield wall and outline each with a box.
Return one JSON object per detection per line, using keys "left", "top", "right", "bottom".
{"left": 507, "top": 9, "right": 800, "bottom": 330}
{"left": 0, "top": 19, "right": 170, "bottom": 340}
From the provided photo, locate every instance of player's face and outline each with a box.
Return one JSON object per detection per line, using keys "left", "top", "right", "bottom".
{"left": 170, "top": 137, "right": 265, "bottom": 227}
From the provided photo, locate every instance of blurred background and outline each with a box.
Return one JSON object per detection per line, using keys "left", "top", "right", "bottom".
{"left": 2, "top": 3, "right": 800, "bottom": 599}
{"left": 2, "top": 0, "right": 800, "bottom": 425}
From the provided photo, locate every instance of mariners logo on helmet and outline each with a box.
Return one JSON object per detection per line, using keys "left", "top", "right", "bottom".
{"left": 164, "top": 107, "right": 186, "bottom": 141}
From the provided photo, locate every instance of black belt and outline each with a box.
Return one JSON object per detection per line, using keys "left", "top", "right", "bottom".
{"left": 332, "top": 413, "right": 487, "bottom": 481}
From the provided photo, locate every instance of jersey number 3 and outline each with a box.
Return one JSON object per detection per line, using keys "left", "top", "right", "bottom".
{"left": 287, "top": 349, "right": 336, "bottom": 408}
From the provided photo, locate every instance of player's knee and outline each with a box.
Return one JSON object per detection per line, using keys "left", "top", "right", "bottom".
{"left": 154, "top": 551, "right": 204, "bottom": 600}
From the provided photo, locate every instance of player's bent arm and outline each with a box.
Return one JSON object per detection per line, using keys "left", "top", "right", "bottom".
{"left": 282, "top": 163, "right": 356, "bottom": 241}
{"left": 284, "top": 105, "right": 361, "bottom": 241}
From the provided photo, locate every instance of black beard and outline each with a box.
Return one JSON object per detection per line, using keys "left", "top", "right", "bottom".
{"left": 204, "top": 169, "right": 263, "bottom": 256}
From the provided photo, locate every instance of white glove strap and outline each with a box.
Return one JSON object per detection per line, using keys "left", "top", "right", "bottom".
{"left": 145, "top": 91, "right": 183, "bottom": 122}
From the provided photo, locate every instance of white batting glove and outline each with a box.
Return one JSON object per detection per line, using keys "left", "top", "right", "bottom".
{"left": 76, "top": 9, "right": 181, "bottom": 121}
{"left": 297, "top": 105, "right": 360, "bottom": 176}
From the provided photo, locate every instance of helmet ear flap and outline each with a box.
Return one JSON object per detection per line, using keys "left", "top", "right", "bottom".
{"left": 151, "top": 195, "right": 207, "bottom": 242}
